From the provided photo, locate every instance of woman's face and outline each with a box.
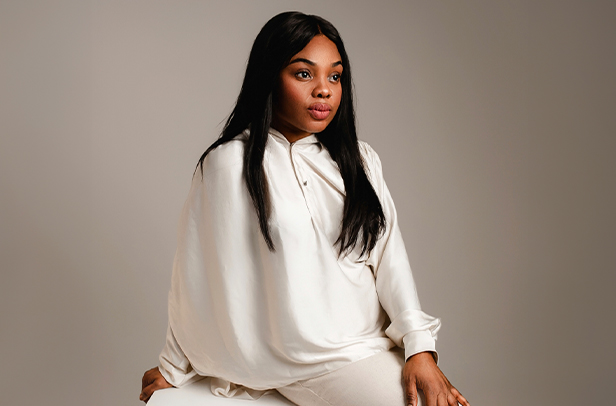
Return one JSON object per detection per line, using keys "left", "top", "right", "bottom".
{"left": 272, "top": 35, "right": 343, "bottom": 143}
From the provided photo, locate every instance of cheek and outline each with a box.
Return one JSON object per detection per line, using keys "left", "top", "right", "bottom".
{"left": 332, "top": 86, "right": 343, "bottom": 112}
{"left": 282, "top": 83, "right": 307, "bottom": 109}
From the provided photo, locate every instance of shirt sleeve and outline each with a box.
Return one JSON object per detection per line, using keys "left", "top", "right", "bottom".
{"left": 359, "top": 141, "right": 441, "bottom": 363}
{"left": 158, "top": 322, "right": 202, "bottom": 388}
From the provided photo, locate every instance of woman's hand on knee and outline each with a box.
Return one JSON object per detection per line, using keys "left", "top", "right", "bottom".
{"left": 140, "top": 366, "right": 173, "bottom": 403}
{"left": 402, "top": 352, "right": 469, "bottom": 406}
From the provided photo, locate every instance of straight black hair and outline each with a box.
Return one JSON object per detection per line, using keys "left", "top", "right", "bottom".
{"left": 196, "top": 11, "right": 385, "bottom": 257}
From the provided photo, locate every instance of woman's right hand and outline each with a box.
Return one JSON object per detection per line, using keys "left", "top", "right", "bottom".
{"left": 140, "top": 366, "right": 173, "bottom": 403}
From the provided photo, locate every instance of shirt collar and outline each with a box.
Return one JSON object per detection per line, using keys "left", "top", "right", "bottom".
{"left": 269, "top": 127, "right": 320, "bottom": 146}
{"left": 239, "top": 127, "right": 322, "bottom": 148}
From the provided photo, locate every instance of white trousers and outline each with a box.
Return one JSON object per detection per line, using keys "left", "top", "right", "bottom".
{"left": 275, "top": 347, "right": 425, "bottom": 406}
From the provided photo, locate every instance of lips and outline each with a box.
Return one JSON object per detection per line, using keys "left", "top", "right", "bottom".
{"left": 308, "top": 103, "right": 332, "bottom": 120}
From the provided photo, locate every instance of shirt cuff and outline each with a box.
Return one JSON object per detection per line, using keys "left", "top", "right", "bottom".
{"left": 384, "top": 308, "right": 441, "bottom": 364}
{"left": 158, "top": 324, "right": 202, "bottom": 388}
{"left": 402, "top": 330, "right": 439, "bottom": 364}
{"left": 158, "top": 362, "right": 200, "bottom": 388}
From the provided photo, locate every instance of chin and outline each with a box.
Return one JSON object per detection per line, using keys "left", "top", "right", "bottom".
{"left": 306, "top": 122, "right": 331, "bottom": 134}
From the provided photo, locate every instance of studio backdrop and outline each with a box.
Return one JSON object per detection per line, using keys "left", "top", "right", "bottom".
{"left": 1, "top": 1, "right": 614, "bottom": 405}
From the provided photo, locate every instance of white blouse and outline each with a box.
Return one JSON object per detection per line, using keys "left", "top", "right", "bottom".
{"left": 158, "top": 128, "right": 441, "bottom": 398}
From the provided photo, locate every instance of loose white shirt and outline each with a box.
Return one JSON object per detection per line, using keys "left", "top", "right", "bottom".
{"left": 158, "top": 128, "right": 441, "bottom": 398}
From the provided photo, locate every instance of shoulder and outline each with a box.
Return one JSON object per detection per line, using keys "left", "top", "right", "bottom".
{"left": 358, "top": 140, "right": 384, "bottom": 181}
{"left": 201, "top": 133, "right": 246, "bottom": 179}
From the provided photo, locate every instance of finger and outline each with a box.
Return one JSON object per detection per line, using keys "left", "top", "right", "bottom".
{"left": 423, "top": 389, "right": 438, "bottom": 406}
{"left": 405, "top": 379, "right": 418, "bottom": 406}
{"left": 143, "top": 376, "right": 174, "bottom": 403}
{"left": 141, "top": 371, "right": 150, "bottom": 388}
{"left": 139, "top": 383, "right": 154, "bottom": 403}
{"left": 140, "top": 381, "right": 162, "bottom": 403}
{"left": 143, "top": 379, "right": 165, "bottom": 400}
{"left": 456, "top": 392, "right": 470, "bottom": 406}
{"left": 450, "top": 387, "right": 470, "bottom": 406}
{"left": 447, "top": 392, "right": 459, "bottom": 406}
{"left": 142, "top": 367, "right": 156, "bottom": 388}
{"left": 141, "top": 377, "right": 152, "bottom": 392}
{"left": 437, "top": 392, "right": 450, "bottom": 406}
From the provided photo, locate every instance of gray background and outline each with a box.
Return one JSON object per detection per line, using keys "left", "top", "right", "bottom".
{"left": 1, "top": 1, "right": 614, "bottom": 405}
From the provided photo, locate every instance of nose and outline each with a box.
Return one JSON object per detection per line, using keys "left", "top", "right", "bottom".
{"left": 312, "top": 77, "right": 332, "bottom": 99}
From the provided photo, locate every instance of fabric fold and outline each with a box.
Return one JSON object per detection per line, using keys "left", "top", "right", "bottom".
{"left": 210, "top": 378, "right": 273, "bottom": 399}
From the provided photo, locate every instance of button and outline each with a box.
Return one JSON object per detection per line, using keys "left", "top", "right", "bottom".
{"left": 303, "top": 180, "right": 308, "bottom": 186}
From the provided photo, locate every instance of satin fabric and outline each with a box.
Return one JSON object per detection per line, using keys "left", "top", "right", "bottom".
{"left": 158, "top": 128, "right": 441, "bottom": 397}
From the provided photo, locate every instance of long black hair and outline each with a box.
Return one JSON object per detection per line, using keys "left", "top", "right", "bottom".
{"left": 196, "top": 11, "right": 385, "bottom": 257}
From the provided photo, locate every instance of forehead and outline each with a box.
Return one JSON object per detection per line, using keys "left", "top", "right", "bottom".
{"left": 292, "top": 35, "right": 342, "bottom": 63}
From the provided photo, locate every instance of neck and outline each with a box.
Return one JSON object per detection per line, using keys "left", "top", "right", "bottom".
{"left": 270, "top": 124, "right": 312, "bottom": 144}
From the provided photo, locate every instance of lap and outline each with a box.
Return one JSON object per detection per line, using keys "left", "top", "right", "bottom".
{"left": 275, "top": 347, "right": 424, "bottom": 406}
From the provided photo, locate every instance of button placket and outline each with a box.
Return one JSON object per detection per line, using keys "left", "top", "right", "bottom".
{"left": 297, "top": 162, "right": 308, "bottom": 188}
{"left": 294, "top": 149, "right": 326, "bottom": 233}
{"left": 289, "top": 144, "right": 314, "bottom": 219}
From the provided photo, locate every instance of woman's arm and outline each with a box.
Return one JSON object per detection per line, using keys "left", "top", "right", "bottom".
{"left": 359, "top": 142, "right": 469, "bottom": 406}
{"left": 360, "top": 141, "right": 440, "bottom": 360}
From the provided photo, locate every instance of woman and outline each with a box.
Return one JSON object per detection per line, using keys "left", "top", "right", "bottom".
{"left": 140, "top": 11, "right": 469, "bottom": 406}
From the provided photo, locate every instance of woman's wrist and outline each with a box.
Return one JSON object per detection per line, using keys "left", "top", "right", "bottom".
{"left": 406, "top": 351, "right": 437, "bottom": 364}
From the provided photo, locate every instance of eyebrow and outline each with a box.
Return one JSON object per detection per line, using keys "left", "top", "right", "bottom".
{"left": 288, "top": 58, "right": 343, "bottom": 68}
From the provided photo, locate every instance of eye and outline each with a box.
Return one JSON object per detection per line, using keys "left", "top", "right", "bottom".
{"left": 329, "top": 73, "right": 341, "bottom": 83}
{"left": 295, "top": 70, "right": 312, "bottom": 80}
